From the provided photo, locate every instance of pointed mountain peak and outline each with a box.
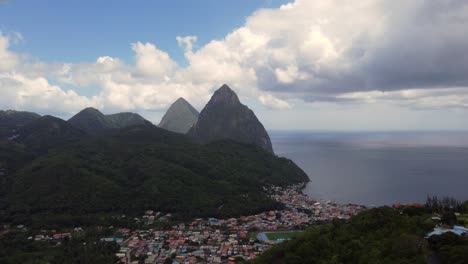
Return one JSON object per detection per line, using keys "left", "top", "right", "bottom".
{"left": 210, "top": 84, "right": 240, "bottom": 105}
{"left": 188, "top": 85, "right": 274, "bottom": 153}
{"left": 219, "top": 84, "right": 233, "bottom": 92}
{"left": 167, "top": 97, "right": 198, "bottom": 113}
{"left": 174, "top": 97, "right": 189, "bottom": 104}
{"left": 158, "top": 97, "right": 199, "bottom": 134}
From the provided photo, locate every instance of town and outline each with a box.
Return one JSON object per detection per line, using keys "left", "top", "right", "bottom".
{"left": 11, "top": 185, "right": 468, "bottom": 264}
{"left": 101, "top": 185, "right": 366, "bottom": 263}
{"left": 109, "top": 185, "right": 366, "bottom": 263}
{"left": 15, "top": 185, "right": 365, "bottom": 264}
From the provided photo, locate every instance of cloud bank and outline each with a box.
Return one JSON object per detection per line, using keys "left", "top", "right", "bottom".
{"left": 1, "top": 0, "right": 468, "bottom": 119}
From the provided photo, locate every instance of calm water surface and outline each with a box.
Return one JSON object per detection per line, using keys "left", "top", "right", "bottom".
{"left": 271, "top": 131, "right": 468, "bottom": 206}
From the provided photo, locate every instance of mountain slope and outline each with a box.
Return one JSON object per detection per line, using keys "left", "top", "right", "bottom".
{"left": 1, "top": 116, "right": 84, "bottom": 199}
{"left": 3, "top": 125, "right": 308, "bottom": 224}
{"left": 158, "top": 97, "right": 199, "bottom": 133}
{"left": 0, "top": 110, "right": 41, "bottom": 138}
{"left": 15, "top": 115, "right": 85, "bottom": 152}
{"left": 68, "top": 108, "right": 110, "bottom": 135}
{"left": 106, "top": 112, "right": 152, "bottom": 128}
{"left": 188, "top": 84, "right": 274, "bottom": 153}
{"left": 68, "top": 108, "right": 151, "bottom": 134}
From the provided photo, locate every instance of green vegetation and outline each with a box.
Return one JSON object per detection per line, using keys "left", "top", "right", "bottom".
{"left": 425, "top": 196, "right": 468, "bottom": 226}
{"left": 4, "top": 106, "right": 466, "bottom": 263}
{"left": 0, "top": 230, "right": 119, "bottom": 264}
{"left": 68, "top": 107, "right": 151, "bottom": 135}
{"left": 15, "top": 116, "right": 85, "bottom": 153}
{"left": 426, "top": 195, "right": 466, "bottom": 213}
{"left": 249, "top": 232, "right": 259, "bottom": 240}
{"left": 0, "top": 110, "right": 40, "bottom": 138}
{"left": 428, "top": 233, "right": 468, "bottom": 264}
{"left": 105, "top": 112, "right": 152, "bottom": 128}
{"left": 265, "top": 231, "right": 301, "bottom": 241}
{"left": 458, "top": 214, "right": 468, "bottom": 226}
{"left": 0, "top": 140, "right": 34, "bottom": 172}
{"left": 0, "top": 125, "right": 308, "bottom": 226}
{"left": 254, "top": 207, "right": 433, "bottom": 264}
{"left": 254, "top": 205, "right": 468, "bottom": 264}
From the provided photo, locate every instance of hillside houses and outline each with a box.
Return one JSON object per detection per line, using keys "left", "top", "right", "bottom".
{"left": 114, "top": 185, "right": 366, "bottom": 263}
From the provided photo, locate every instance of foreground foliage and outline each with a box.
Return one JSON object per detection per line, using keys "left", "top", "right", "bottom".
{"left": 253, "top": 207, "right": 468, "bottom": 264}
{"left": 0, "top": 230, "right": 119, "bottom": 264}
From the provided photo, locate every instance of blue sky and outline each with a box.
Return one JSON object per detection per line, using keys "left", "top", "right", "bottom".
{"left": 0, "top": 0, "right": 288, "bottom": 64}
{"left": 1, "top": 0, "right": 468, "bottom": 130}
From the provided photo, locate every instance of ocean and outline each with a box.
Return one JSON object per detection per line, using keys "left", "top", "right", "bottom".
{"left": 271, "top": 131, "right": 468, "bottom": 206}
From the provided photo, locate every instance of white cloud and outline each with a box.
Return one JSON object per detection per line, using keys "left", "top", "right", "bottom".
{"left": 275, "top": 65, "right": 307, "bottom": 84}
{"left": 131, "top": 42, "right": 177, "bottom": 78}
{"left": 258, "top": 94, "right": 291, "bottom": 109}
{"left": 1, "top": 0, "right": 468, "bottom": 126}
{"left": 0, "top": 72, "right": 97, "bottom": 115}
{"left": 0, "top": 33, "right": 18, "bottom": 71}
{"left": 176, "top": 35, "right": 197, "bottom": 53}
{"left": 338, "top": 87, "right": 468, "bottom": 109}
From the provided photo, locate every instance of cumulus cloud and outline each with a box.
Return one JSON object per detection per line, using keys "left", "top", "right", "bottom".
{"left": 1, "top": 0, "right": 468, "bottom": 118}
{"left": 162, "top": 0, "right": 468, "bottom": 108}
{"left": 258, "top": 94, "right": 291, "bottom": 109}
{"left": 0, "top": 73, "right": 97, "bottom": 115}
{"left": 131, "top": 42, "right": 177, "bottom": 78}
{"left": 0, "top": 33, "right": 18, "bottom": 71}
{"left": 0, "top": 33, "right": 97, "bottom": 116}
{"left": 218, "top": 0, "right": 468, "bottom": 98}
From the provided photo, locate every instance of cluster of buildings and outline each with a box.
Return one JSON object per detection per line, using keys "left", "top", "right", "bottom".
{"left": 0, "top": 225, "right": 80, "bottom": 242}
{"left": 0, "top": 185, "right": 366, "bottom": 263}
{"left": 113, "top": 185, "right": 366, "bottom": 263}
{"left": 33, "top": 232, "right": 72, "bottom": 241}
{"left": 116, "top": 229, "right": 267, "bottom": 264}
{"left": 270, "top": 184, "right": 367, "bottom": 221}
{"left": 4, "top": 183, "right": 467, "bottom": 263}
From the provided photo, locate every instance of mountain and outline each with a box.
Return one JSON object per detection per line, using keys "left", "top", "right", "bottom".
{"left": 2, "top": 125, "right": 308, "bottom": 225}
{"left": 68, "top": 107, "right": 151, "bottom": 135}
{"left": 68, "top": 108, "right": 110, "bottom": 135}
{"left": 15, "top": 115, "right": 85, "bottom": 152}
{"left": 188, "top": 84, "right": 274, "bottom": 153}
{"left": 158, "top": 97, "right": 199, "bottom": 133}
{"left": 106, "top": 112, "right": 152, "bottom": 128}
{"left": 0, "top": 110, "right": 41, "bottom": 138}
{"left": 0, "top": 116, "right": 84, "bottom": 190}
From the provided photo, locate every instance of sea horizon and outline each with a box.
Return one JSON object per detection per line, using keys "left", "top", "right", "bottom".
{"left": 271, "top": 130, "right": 468, "bottom": 206}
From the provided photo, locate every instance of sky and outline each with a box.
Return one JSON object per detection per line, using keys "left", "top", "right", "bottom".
{"left": 1, "top": 0, "right": 468, "bottom": 131}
